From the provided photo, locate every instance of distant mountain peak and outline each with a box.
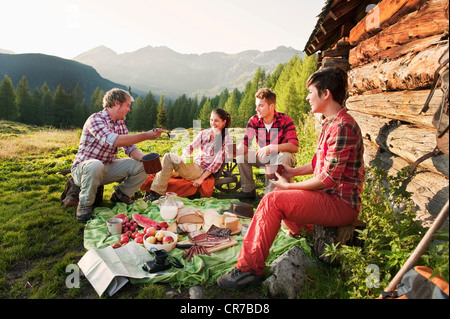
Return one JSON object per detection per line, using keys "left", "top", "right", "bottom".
{"left": 73, "top": 45, "right": 117, "bottom": 60}
{"left": 74, "top": 44, "right": 303, "bottom": 98}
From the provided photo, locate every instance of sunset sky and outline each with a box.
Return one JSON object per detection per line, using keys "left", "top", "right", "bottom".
{"left": 1, "top": 0, "right": 325, "bottom": 58}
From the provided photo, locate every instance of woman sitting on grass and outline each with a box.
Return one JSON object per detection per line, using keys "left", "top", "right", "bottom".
{"left": 144, "top": 108, "right": 232, "bottom": 201}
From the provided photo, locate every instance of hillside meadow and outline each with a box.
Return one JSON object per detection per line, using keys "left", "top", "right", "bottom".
{"left": 0, "top": 119, "right": 447, "bottom": 299}
{"left": 0, "top": 118, "right": 318, "bottom": 299}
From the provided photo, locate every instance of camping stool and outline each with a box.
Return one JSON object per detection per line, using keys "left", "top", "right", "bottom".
{"left": 60, "top": 169, "right": 104, "bottom": 207}
{"left": 313, "top": 219, "right": 366, "bottom": 264}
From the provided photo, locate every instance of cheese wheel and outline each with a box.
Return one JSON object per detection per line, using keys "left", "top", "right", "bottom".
{"left": 203, "top": 209, "right": 240, "bottom": 233}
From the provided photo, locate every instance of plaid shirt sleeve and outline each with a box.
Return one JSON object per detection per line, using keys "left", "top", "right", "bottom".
{"left": 316, "top": 123, "right": 359, "bottom": 188}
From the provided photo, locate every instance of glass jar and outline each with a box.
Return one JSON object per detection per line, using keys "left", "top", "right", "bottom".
{"left": 159, "top": 192, "right": 178, "bottom": 221}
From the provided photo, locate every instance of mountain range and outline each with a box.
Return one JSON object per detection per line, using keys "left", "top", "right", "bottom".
{"left": 74, "top": 45, "right": 303, "bottom": 98}
{"left": 0, "top": 53, "right": 128, "bottom": 99}
{"left": 1, "top": 45, "right": 302, "bottom": 100}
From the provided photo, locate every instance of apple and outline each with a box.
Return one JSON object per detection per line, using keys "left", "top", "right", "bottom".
{"left": 155, "top": 231, "right": 165, "bottom": 241}
{"left": 145, "top": 226, "right": 157, "bottom": 237}
{"left": 162, "top": 235, "right": 174, "bottom": 244}
{"left": 146, "top": 236, "right": 157, "bottom": 244}
{"left": 135, "top": 236, "right": 143, "bottom": 244}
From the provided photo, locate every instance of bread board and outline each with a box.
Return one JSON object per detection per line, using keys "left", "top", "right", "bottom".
{"left": 178, "top": 237, "right": 238, "bottom": 253}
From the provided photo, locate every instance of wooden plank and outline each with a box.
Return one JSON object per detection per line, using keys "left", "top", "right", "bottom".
{"left": 178, "top": 237, "right": 238, "bottom": 254}
{"left": 349, "top": 0, "right": 449, "bottom": 66}
{"left": 347, "top": 44, "right": 448, "bottom": 94}
{"left": 346, "top": 89, "right": 444, "bottom": 129}
{"left": 348, "top": 0, "right": 427, "bottom": 46}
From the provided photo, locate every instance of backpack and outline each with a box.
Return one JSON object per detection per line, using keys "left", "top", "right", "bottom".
{"left": 380, "top": 266, "right": 449, "bottom": 299}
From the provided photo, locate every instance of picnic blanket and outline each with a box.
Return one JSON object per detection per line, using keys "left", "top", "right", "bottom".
{"left": 140, "top": 174, "right": 215, "bottom": 198}
{"left": 83, "top": 197, "right": 312, "bottom": 288}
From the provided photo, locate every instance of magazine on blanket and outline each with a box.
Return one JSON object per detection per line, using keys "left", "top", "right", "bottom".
{"left": 77, "top": 241, "right": 163, "bottom": 296}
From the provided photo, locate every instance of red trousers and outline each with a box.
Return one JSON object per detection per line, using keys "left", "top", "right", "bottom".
{"left": 236, "top": 188, "right": 359, "bottom": 275}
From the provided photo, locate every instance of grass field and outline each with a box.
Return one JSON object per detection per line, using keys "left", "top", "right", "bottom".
{"left": 1, "top": 119, "right": 445, "bottom": 300}
{"left": 0, "top": 119, "right": 326, "bottom": 299}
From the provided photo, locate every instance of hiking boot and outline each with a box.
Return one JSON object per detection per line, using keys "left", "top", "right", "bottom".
{"left": 76, "top": 203, "right": 93, "bottom": 222}
{"left": 61, "top": 178, "right": 80, "bottom": 207}
{"left": 216, "top": 268, "right": 261, "bottom": 291}
{"left": 143, "top": 191, "right": 162, "bottom": 202}
{"left": 111, "top": 188, "right": 135, "bottom": 205}
{"left": 233, "top": 189, "right": 256, "bottom": 200}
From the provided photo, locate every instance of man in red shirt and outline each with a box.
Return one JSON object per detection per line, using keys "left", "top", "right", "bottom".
{"left": 71, "top": 88, "right": 163, "bottom": 222}
{"left": 217, "top": 67, "right": 365, "bottom": 290}
{"left": 234, "top": 88, "right": 299, "bottom": 200}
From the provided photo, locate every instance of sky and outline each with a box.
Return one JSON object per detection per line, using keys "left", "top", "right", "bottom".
{"left": 0, "top": 0, "right": 325, "bottom": 59}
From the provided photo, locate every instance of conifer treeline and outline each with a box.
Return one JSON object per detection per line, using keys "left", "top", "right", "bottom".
{"left": 0, "top": 54, "right": 316, "bottom": 130}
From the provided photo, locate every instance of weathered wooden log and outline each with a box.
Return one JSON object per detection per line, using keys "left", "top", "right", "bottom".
{"left": 313, "top": 219, "right": 366, "bottom": 264}
{"left": 348, "top": 0, "right": 427, "bottom": 46}
{"left": 363, "top": 140, "right": 449, "bottom": 227}
{"left": 349, "top": 111, "right": 449, "bottom": 176}
{"left": 349, "top": 0, "right": 449, "bottom": 67}
{"left": 346, "top": 89, "right": 444, "bottom": 129}
{"left": 348, "top": 44, "right": 448, "bottom": 94}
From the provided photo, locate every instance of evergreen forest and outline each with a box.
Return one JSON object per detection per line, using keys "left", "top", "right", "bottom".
{"left": 0, "top": 54, "right": 317, "bottom": 130}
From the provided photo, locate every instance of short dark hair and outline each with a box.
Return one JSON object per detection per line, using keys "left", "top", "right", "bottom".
{"left": 306, "top": 67, "right": 348, "bottom": 106}
{"left": 255, "top": 88, "right": 276, "bottom": 105}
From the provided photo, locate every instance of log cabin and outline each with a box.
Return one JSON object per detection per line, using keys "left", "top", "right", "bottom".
{"left": 304, "top": 0, "right": 449, "bottom": 227}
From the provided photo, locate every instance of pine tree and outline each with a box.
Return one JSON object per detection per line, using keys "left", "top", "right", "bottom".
{"left": 32, "top": 88, "right": 44, "bottom": 126}
{"left": 236, "top": 67, "right": 267, "bottom": 127}
{"left": 16, "top": 76, "right": 34, "bottom": 124}
{"left": 53, "top": 85, "right": 67, "bottom": 127}
{"left": 144, "top": 91, "right": 158, "bottom": 129}
{"left": 224, "top": 88, "right": 241, "bottom": 124}
{"left": 73, "top": 83, "right": 88, "bottom": 127}
{"left": 156, "top": 94, "right": 168, "bottom": 129}
{"left": 90, "top": 87, "right": 104, "bottom": 114}
{"left": 41, "top": 82, "right": 54, "bottom": 126}
{"left": 130, "top": 95, "right": 145, "bottom": 131}
{"left": 198, "top": 99, "right": 213, "bottom": 129}
{"left": 217, "top": 89, "right": 229, "bottom": 109}
{"left": 0, "top": 75, "right": 18, "bottom": 121}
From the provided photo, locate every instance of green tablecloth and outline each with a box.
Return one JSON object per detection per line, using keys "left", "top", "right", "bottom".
{"left": 83, "top": 197, "right": 312, "bottom": 288}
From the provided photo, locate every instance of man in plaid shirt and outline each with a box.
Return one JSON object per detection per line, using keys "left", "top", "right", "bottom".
{"left": 218, "top": 67, "right": 365, "bottom": 291}
{"left": 70, "top": 88, "right": 163, "bottom": 221}
{"left": 234, "top": 88, "right": 299, "bottom": 200}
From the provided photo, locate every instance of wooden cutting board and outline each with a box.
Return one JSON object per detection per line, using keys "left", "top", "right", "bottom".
{"left": 178, "top": 237, "right": 238, "bottom": 253}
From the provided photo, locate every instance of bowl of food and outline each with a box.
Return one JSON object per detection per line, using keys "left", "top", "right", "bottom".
{"left": 143, "top": 230, "right": 178, "bottom": 252}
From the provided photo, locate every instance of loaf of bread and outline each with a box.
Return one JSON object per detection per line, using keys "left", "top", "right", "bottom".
{"left": 176, "top": 207, "right": 204, "bottom": 224}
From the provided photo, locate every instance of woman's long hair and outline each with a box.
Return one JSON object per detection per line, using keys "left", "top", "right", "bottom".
{"left": 212, "top": 108, "right": 231, "bottom": 152}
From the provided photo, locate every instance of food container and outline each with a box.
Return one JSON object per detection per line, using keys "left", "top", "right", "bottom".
{"left": 144, "top": 230, "right": 178, "bottom": 252}
{"left": 141, "top": 153, "right": 162, "bottom": 174}
{"left": 106, "top": 218, "right": 123, "bottom": 235}
{"left": 231, "top": 202, "right": 254, "bottom": 219}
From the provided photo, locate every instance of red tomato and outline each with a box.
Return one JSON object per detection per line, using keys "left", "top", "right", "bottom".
{"left": 120, "top": 234, "right": 130, "bottom": 244}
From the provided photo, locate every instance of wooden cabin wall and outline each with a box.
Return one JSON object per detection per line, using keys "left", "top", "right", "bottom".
{"left": 323, "top": 0, "right": 449, "bottom": 226}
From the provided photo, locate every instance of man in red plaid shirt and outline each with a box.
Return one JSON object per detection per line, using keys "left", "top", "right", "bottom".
{"left": 234, "top": 88, "right": 299, "bottom": 200}
{"left": 218, "top": 67, "right": 365, "bottom": 291}
{"left": 70, "top": 88, "right": 163, "bottom": 222}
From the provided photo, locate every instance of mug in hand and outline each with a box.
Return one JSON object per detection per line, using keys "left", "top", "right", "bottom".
{"left": 265, "top": 164, "right": 283, "bottom": 180}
